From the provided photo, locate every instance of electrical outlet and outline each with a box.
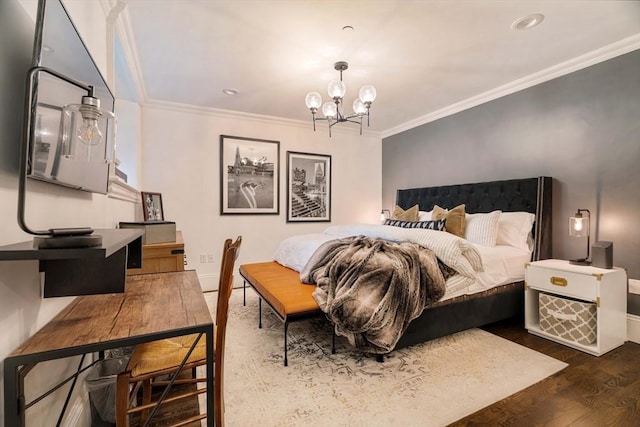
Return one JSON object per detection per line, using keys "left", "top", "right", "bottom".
{"left": 199, "top": 254, "right": 206, "bottom": 263}
{"left": 207, "top": 254, "right": 215, "bottom": 263}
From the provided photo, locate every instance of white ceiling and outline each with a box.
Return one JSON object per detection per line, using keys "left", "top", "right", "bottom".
{"left": 118, "top": 0, "right": 640, "bottom": 137}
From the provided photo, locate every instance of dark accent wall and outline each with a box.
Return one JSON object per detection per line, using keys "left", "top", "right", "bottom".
{"left": 382, "top": 51, "right": 640, "bottom": 314}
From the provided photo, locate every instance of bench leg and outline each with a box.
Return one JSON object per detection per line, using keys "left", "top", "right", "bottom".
{"left": 284, "top": 321, "right": 289, "bottom": 367}
{"left": 258, "top": 298, "right": 262, "bottom": 329}
{"left": 243, "top": 279, "right": 246, "bottom": 306}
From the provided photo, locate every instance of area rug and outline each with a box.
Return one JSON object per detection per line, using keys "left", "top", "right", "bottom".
{"left": 205, "top": 289, "right": 566, "bottom": 427}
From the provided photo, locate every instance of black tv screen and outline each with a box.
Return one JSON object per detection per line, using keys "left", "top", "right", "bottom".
{"left": 28, "top": 0, "right": 115, "bottom": 194}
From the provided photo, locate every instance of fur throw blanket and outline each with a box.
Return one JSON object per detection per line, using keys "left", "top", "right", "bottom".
{"left": 300, "top": 236, "right": 452, "bottom": 353}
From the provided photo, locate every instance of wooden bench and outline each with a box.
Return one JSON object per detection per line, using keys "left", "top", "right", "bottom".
{"left": 239, "top": 261, "right": 326, "bottom": 366}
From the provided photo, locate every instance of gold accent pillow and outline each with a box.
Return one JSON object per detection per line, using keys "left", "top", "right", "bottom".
{"left": 391, "top": 204, "right": 419, "bottom": 221}
{"left": 432, "top": 204, "right": 466, "bottom": 237}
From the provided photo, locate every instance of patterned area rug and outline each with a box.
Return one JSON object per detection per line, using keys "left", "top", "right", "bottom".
{"left": 206, "top": 289, "right": 566, "bottom": 427}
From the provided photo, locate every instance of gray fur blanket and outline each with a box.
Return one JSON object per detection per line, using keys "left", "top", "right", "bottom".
{"left": 300, "top": 236, "right": 451, "bottom": 353}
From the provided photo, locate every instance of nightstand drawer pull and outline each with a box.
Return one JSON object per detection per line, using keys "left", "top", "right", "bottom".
{"left": 550, "top": 276, "right": 568, "bottom": 287}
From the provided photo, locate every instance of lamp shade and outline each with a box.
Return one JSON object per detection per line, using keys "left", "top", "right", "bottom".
{"left": 359, "top": 85, "right": 377, "bottom": 103}
{"left": 352, "top": 99, "right": 366, "bottom": 115}
{"left": 569, "top": 211, "right": 589, "bottom": 238}
{"left": 327, "top": 80, "right": 346, "bottom": 99}
{"left": 305, "top": 92, "right": 322, "bottom": 110}
{"left": 321, "top": 101, "right": 337, "bottom": 118}
{"left": 61, "top": 96, "right": 116, "bottom": 163}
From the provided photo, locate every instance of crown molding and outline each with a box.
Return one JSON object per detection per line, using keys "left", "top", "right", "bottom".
{"left": 102, "top": 0, "right": 148, "bottom": 103}
{"left": 143, "top": 99, "right": 382, "bottom": 138}
{"left": 381, "top": 35, "right": 640, "bottom": 139}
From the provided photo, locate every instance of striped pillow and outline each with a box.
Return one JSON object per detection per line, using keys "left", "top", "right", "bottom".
{"left": 384, "top": 219, "right": 446, "bottom": 231}
{"left": 464, "top": 211, "right": 502, "bottom": 246}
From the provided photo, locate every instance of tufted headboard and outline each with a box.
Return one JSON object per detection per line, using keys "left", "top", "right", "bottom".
{"left": 396, "top": 177, "right": 552, "bottom": 260}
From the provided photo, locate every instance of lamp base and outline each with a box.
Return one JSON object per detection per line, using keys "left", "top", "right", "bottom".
{"left": 34, "top": 234, "right": 103, "bottom": 249}
{"left": 569, "top": 258, "right": 591, "bottom": 266}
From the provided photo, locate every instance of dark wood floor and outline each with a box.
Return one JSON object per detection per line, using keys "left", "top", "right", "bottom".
{"left": 452, "top": 319, "right": 640, "bottom": 427}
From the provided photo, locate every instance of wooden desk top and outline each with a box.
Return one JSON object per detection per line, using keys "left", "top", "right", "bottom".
{"left": 8, "top": 270, "right": 212, "bottom": 360}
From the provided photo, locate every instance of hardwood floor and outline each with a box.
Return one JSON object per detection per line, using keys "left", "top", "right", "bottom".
{"left": 451, "top": 319, "right": 640, "bottom": 427}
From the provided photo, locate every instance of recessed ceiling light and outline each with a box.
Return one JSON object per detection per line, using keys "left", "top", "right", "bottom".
{"left": 222, "top": 88, "right": 238, "bottom": 96}
{"left": 511, "top": 13, "right": 545, "bottom": 31}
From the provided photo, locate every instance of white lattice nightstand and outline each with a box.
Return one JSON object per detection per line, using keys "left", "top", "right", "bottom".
{"left": 524, "top": 259, "right": 627, "bottom": 356}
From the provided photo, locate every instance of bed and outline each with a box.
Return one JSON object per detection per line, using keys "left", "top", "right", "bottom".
{"left": 390, "top": 176, "right": 552, "bottom": 350}
{"left": 273, "top": 176, "right": 552, "bottom": 356}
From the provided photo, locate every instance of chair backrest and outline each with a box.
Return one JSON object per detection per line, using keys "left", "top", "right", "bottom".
{"left": 215, "top": 236, "right": 241, "bottom": 327}
{"left": 214, "top": 236, "right": 241, "bottom": 427}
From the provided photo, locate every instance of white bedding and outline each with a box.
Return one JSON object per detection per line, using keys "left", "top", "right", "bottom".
{"left": 445, "top": 243, "right": 531, "bottom": 299}
{"left": 273, "top": 224, "right": 531, "bottom": 299}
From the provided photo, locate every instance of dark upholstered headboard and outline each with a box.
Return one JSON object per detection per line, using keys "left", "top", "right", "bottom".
{"left": 396, "top": 177, "right": 552, "bottom": 260}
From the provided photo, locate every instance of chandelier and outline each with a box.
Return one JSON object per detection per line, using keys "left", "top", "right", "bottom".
{"left": 304, "top": 61, "right": 376, "bottom": 137}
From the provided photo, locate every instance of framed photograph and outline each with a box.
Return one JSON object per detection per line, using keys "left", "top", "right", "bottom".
{"left": 286, "top": 151, "right": 331, "bottom": 222}
{"left": 141, "top": 192, "right": 164, "bottom": 221}
{"left": 220, "top": 135, "right": 280, "bottom": 215}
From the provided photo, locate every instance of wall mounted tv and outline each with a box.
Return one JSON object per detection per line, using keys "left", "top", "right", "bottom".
{"left": 27, "top": 0, "right": 115, "bottom": 194}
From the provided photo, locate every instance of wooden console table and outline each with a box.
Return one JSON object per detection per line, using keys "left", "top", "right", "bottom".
{"left": 3, "top": 270, "right": 214, "bottom": 427}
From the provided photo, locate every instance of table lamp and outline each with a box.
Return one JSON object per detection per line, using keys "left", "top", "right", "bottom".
{"left": 569, "top": 208, "right": 591, "bottom": 265}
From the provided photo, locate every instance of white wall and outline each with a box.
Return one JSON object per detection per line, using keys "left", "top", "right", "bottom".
{"left": 114, "top": 99, "right": 142, "bottom": 188}
{"left": 140, "top": 104, "right": 382, "bottom": 290}
{"left": 1, "top": 1, "right": 138, "bottom": 425}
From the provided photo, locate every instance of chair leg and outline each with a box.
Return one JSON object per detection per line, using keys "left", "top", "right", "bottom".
{"left": 258, "top": 298, "right": 263, "bottom": 329}
{"left": 115, "top": 373, "right": 131, "bottom": 427}
{"left": 214, "top": 385, "right": 224, "bottom": 427}
{"left": 140, "top": 378, "right": 152, "bottom": 424}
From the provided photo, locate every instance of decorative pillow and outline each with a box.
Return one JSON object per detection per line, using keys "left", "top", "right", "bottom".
{"left": 496, "top": 212, "right": 536, "bottom": 251}
{"left": 432, "top": 204, "right": 466, "bottom": 237}
{"left": 391, "top": 204, "right": 419, "bottom": 221}
{"left": 465, "top": 210, "right": 502, "bottom": 246}
{"left": 384, "top": 218, "right": 446, "bottom": 231}
{"left": 418, "top": 210, "right": 432, "bottom": 221}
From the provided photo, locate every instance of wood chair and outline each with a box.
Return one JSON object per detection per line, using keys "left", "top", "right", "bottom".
{"left": 115, "top": 236, "right": 242, "bottom": 426}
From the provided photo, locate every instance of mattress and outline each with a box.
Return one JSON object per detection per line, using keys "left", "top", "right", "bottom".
{"left": 273, "top": 227, "right": 531, "bottom": 301}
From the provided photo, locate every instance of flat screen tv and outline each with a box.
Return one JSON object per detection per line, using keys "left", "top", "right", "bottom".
{"left": 27, "top": 0, "right": 115, "bottom": 194}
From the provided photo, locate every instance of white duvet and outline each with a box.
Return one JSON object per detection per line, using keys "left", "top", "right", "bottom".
{"left": 273, "top": 224, "right": 531, "bottom": 296}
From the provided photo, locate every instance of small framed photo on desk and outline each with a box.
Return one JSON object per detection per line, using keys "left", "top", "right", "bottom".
{"left": 142, "top": 192, "right": 164, "bottom": 221}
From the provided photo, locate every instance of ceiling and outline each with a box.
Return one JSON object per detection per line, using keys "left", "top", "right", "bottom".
{"left": 117, "top": 0, "right": 640, "bottom": 137}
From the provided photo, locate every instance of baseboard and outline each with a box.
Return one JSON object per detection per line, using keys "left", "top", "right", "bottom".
{"left": 198, "top": 271, "right": 247, "bottom": 292}
{"left": 197, "top": 273, "right": 218, "bottom": 292}
{"left": 628, "top": 314, "right": 640, "bottom": 344}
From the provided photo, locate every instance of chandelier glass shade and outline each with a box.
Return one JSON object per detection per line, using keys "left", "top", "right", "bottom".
{"left": 305, "top": 61, "right": 376, "bottom": 137}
